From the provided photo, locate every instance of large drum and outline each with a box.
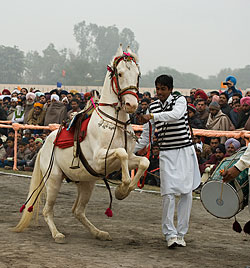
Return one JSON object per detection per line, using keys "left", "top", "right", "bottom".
{"left": 201, "top": 147, "right": 249, "bottom": 219}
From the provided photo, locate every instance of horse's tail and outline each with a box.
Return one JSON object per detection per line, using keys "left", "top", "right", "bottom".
{"left": 12, "top": 151, "right": 44, "bottom": 232}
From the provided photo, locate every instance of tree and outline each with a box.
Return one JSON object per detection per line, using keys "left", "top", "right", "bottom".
{"left": 73, "top": 21, "right": 139, "bottom": 65}
{"left": 0, "top": 45, "right": 25, "bottom": 83}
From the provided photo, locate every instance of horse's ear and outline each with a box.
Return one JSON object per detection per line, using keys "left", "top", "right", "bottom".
{"left": 115, "top": 44, "right": 123, "bottom": 57}
{"left": 127, "top": 46, "right": 139, "bottom": 63}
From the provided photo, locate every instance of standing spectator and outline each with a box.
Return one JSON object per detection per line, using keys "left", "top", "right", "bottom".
{"left": 141, "top": 98, "right": 150, "bottom": 114}
{"left": 23, "top": 92, "right": 36, "bottom": 124}
{"left": 67, "top": 99, "right": 81, "bottom": 120}
{"left": 44, "top": 94, "right": 67, "bottom": 125}
{"left": 230, "top": 100, "right": 241, "bottom": 128}
{"left": 189, "top": 88, "right": 197, "bottom": 103}
{"left": 187, "top": 104, "right": 203, "bottom": 129}
{"left": 145, "top": 142, "right": 160, "bottom": 186}
{"left": 196, "top": 99, "right": 209, "bottom": 128}
{"left": 219, "top": 93, "right": 231, "bottom": 118}
{"left": 7, "top": 97, "right": 18, "bottom": 120}
{"left": 206, "top": 102, "right": 234, "bottom": 143}
{"left": 11, "top": 99, "right": 25, "bottom": 123}
{"left": 27, "top": 102, "right": 46, "bottom": 126}
{"left": 236, "top": 97, "right": 250, "bottom": 129}
{"left": 143, "top": 91, "right": 151, "bottom": 100}
{"left": 194, "top": 89, "right": 208, "bottom": 104}
{"left": 223, "top": 75, "right": 242, "bottom": 98}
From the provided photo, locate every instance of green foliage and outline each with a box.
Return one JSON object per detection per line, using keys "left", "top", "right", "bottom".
{"left": 0, "top": 45, "right": 25, "bottom": 83}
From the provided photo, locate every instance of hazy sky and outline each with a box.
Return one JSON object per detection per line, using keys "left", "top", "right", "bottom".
{"left": 1, "top": 0, "right": 250, "bottom": 78}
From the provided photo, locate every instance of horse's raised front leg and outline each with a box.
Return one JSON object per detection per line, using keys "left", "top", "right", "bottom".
{"left": 128, "top": 154, "right": 150, "bottom": 192}
{"left": 72, "top": 181, "right": 112, "bottom": 241}
{"left": 43, "top": 175, "right": 65, "bottom": 243}
{"left": 95, "top": 147, "right": 131, "bottom": 200}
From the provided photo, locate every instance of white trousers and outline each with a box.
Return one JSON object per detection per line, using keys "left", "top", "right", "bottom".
{"left": 162, "top": 192, "right": 192, "bottom": 241}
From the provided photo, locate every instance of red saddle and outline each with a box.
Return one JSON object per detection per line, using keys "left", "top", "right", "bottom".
{"left": 54, "top": 117, "right": 91, "bottom": 149}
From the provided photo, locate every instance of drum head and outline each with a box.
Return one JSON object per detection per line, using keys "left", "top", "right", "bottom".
{"left": 201, "top": 181, "right": 240, "bottom": 219}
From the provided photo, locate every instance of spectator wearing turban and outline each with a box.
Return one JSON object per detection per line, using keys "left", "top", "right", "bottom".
{"left": 236, "top": 97, "right": 250, "bottom": 129}
{"left": 206, "top": 102, "right": 235, "bottom": 143}
{"left": 2, "top": 88, "right": 11, "bottom": 95}
{"left": 27, "top": 102, "right": 46, "bottom": 126}
{"left": 7, "top": 97, "right": 18, "bottom": 120}
{"left": 44, "top": 94, "right": 67, "bottom": 125}
{"left": 23, "top": 92, "right": 36, "bottom": 124}
{"left": 224, "top": 75, "right": 242, "bottom": 99}
{"left": 225, "top": 138, "right": 241, "bottom": 157}
{"left": 194, "top": 89, "right": 208, "bottom": 101}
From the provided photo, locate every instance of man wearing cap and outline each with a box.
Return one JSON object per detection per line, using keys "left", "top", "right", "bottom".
{"left": 206, "top": 102, "right": 234, "bottom": 143}
{"left": 224, "top": 75, "right": 242, "bottom": 99}
{"left": 187, "top": 103, "right": 203, "bottom": 129}
{"left": 236, "top": 97, "right": 250, "bottom": 129}
{"left": 7, "top": 97, "right": 18, "bottom": 120}
{"left": 135, "top": 75, "right": 201, "bottom": 248}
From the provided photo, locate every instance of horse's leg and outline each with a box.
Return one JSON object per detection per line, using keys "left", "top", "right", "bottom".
{"left": 127, "top": 154, "right": 150, "bottom": 192}
{"left": 96, "top": 147, "right": 131, "bottom": 200}
{"left": 73, "top": 181, "right": 112, "bottom": 241}
{"left": 43, "top": 174, "right": 65, "bottom": 243}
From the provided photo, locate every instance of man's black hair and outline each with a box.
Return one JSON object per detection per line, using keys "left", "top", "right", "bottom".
{"left": 210, "top": 90, "right": 220, "bottom": 96}
{"left": 71, "top": 98, "right": 80, "bottom": 104}
{"left": 220, "top": 92, "right": 229, "bottom": 101}
{"left": 155, "top": 75, "right": 174, "bottom": 89}
{"left": 141, "top": 98, "right": 150, "bottom": 104}
{"left": 143, "top": 91, "right": 151, "bottom": 98}
{"left": 210, "top": 136, "right": 220, "bottom": 142}
{"left": 232, "top": 93, "right": 242, "bottom": 99}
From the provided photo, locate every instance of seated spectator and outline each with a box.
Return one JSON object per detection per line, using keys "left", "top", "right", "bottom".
{"left": 24, "top": 138, "right": 44, "bottom": 171}
{"left": 207, "top": 91, "right": 219, "bottom": 106}
{"left": 44, "top": 94, "right": 67, "bottom": 125}
{"left": 232, "top": 93, "right": 242, "bottom": 104}
{"left": 223, "top": 75, "right": 242, "bottom": 98}
{"left": 27, "top": 102, "right": 46, "bottom": 126}
{"left": 7, "top": 97, "right": 18, "bottom": 120}
{"left": 236, "top": 97, "right": 250, "bottom": 129}
{"left": 200, "top": 144, "right": 226, "bottom": 184}
{"left": 206, "top": 102, "right": 234, "bottom": 143}
{"left": 0, "top": 137, "right": 14, "bottom": 168}
{"left": 219, "top": 92, "right": 231, "bottom": 118}
{"left": 224, "top": 138, "right": 241, "bottom": 157}
{"left": 187, "top": 104, "right": 203, "bottom": 129}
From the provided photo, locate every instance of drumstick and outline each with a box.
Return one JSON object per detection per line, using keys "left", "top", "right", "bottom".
{"left": 219, "top": 168, "right": 225, "bottom": 202}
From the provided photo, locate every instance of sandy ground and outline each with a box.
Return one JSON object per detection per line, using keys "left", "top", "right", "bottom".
{"left": 0, "top": 173, "right": 250, "bottom": 268}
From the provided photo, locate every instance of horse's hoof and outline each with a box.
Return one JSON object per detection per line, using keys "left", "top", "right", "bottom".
{"left": 96, "top": 231, "right": 112, "bottom": 241}
{"left": 115, "top": 186, "right": 129, "bottom": 200}
{"left": 54, "top": 233, "right": 66, "bottom": 244}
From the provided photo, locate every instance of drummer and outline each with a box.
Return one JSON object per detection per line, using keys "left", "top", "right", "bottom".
{"left": 222, "top": 142, "right": 250, "bottom": 214}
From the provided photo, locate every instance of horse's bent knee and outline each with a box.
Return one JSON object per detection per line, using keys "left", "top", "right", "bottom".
{"left": 140, "top": 157, "right": 150, "bottom": 170}
{"left": 114, "top": 148, "right": 128, "bottom": 160}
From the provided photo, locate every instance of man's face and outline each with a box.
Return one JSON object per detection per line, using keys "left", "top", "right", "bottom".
{"left": 67, "top": 94, "right": 73, "bottom": 101}
{"left": 18, "top": 145, "right": 25, "bottom": 152}
{"left": 190, "top": 89, "right": 196, "bottom": 97}
{"left": 188, "top": 110, "right": 195, "bottom": 118}
{"left": 215, "top": 149, "right": 224, "bottom": 161}
{"left": 241, "top": 103, "right": 250, "bottom": 113}
{"left": 34, "top": 107, "right": 42, "bottom": 115}
{"left": 226, "top": 144, "right": 236, "bottom": 156}
{"left": 232, "top": 96, "right": 240, "bottom": 103}
{"left": 233, "top": 102, "right": 241, "bottom": 112}
{"left": 40, "top": 96, "right": 46, "bottom": 104}
{"left": 226, "top": 80, "right": 234, "bottom": 89}
{"left": 7, "top": 140, "right": 14, "bottom": 147}
{"left": 219, "top": 95, "right": 228, "bottom": 106}
{"left": 152, "top": 146, "right": 159, "bottom": 156}
{"left": 209, "top": 107, "right": 219, "bottom": 116}
{"left": 71, "top": 101, "right": 79, "bottom": 111}
{"left": 156, "top": 83, "right": 172, "bottom": 102}
{"left": 141, "top": 101, "right": 149, "bottom": 112}
{"left": 196, "top": 101, "right": 206, "bottom": 112}
{"left": 210, "top": 139, "right": 219, "bottom": 150}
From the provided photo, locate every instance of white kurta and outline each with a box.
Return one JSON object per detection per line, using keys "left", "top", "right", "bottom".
{"left": 135, "top": 95, "right": 201, "bottom": 196}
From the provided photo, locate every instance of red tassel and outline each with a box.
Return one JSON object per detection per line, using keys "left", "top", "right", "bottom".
{"left": 19, "top": 204, "right": 26, "bottom": 213}
{"left": 28, "top": 206, "right": 33, "bottom": 213}
{"left": 243, "top": 221, "right": 250, "bottom": 235}
{"left": 233, "top": 218, "right": 242, "bottom": 233}
{"left": 105, "top": 208, "right": 113, "bottom": 217}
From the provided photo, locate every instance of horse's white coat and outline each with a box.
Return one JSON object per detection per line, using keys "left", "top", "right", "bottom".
{"left": 13, "top": 46, "right": 150, "bottom": 242}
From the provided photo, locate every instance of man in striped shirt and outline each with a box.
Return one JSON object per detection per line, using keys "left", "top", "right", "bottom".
{"left": 135, "top": 75, "right": 201, "bottom": 248}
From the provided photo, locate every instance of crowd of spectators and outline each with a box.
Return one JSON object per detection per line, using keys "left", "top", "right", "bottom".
{"left": 0, "top": 75, "right": 249, "bottom": 188}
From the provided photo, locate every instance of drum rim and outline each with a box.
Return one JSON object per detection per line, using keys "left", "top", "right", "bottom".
{"left": 200, "top": 180, "right": 240, "bottom": 219}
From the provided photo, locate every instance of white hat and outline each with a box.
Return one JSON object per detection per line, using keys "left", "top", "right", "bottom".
{"left": 195, "top": 143, "right": 203, "bottom": 152}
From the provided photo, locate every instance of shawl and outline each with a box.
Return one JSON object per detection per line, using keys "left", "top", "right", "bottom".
{"left": 44, "top": 102, "right": 67, "bottom": 125}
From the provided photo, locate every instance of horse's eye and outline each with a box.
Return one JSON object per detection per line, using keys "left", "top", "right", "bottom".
{"left": 118, "top": 73, "right": 122, "bottom": 77}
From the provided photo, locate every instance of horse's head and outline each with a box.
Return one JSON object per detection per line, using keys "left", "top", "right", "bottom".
{"left": 108, "top": 45, "right": 140, "bottom": 114}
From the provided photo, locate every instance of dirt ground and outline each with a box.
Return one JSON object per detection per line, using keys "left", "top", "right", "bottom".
{"left": 0, "top": 173, "right": 250, "bottom": 268}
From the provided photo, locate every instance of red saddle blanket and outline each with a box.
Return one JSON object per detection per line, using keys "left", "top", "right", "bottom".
{"left": 54, "top": 117, "right": 91, "bottom": 149}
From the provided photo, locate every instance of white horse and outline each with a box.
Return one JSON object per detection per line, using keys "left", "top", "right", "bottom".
{"left": 13, "top": 45, "right": 150, "bottom": 243}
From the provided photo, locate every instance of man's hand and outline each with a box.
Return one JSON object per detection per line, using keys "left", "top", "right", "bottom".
{"left": 221, "top": 166, "right": 241, "bottom": 183}
{"left": 137, "top": 114, "right": 152, "bottom": 124}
